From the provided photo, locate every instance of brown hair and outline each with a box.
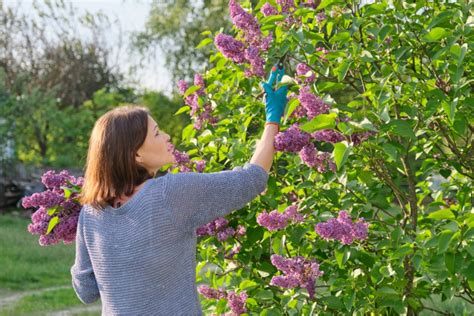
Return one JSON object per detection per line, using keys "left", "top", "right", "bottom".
{"left": 79, "top": 104, "right": 154, "bottom": 211}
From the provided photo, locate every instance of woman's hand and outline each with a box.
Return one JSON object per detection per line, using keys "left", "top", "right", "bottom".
{"left": 260, "top": 64, "right": 289, "bottom": 126}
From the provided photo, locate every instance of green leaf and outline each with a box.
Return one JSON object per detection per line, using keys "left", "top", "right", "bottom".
{"left": 239, "top": 280, "right": 258, "bottom": 290}
{"left": 47, "top": 206, "right": 62, "bottom": 216}
{"left": 46, "top": 216, "right": 60, "bottom": 235}
{"left": 362, "top": 2, "right": 387, "bottom": 16}
{"left": 438, "top": 230, "right": 454, "bottom": 254}
{"left": 336, "top": 60, "right": 352, "bottom": 82}
{"left": 255, "top": 289, "right": 273, "bottom": 300}
{"left": 174, "top": 105, "right": 190, "bottom": 116}
{"left": 63, "top": 188, "right": 72, "bottom": 199}
{"left": 261, "top": 15, "right": 285, "bottom": 25}
{"left": 317, "top": 0, "right": 345, "bottom": 10}
{"left": 383, "top": 119, "right": 416, "bottom": 140}
{"left": 462, "top": 262, "right": 474, "bottom": 281}
{"left": 423, "top": 27, "right": 450, "bottom": 42}
{"left": 445, "top": 252, "right": 463, "bottom": 275}
{"left": 441, "top": 100, "right": 456, "bottom": 123}
{"left": 196, "top": 37, "right": 213, "bottom": 49}
{"left": 299, "top": 113, "right": 337, "bottom": 133}
{"left": 333, "top": 141, "right": 351, "bottom": 171}
{"left": 182, "top": 124, "right": 195, "bottom": 141}
{"left": 428, "top": 209, "right": 455, "bottom": 220}
{"left": 330, "top": 31, "right": 351, "bottom": 45}
{"left": 183, "top": 85, "right": 200, "bottom": 97}
{"left": 335, "top": 247, "right": 350, "bottom": 268}
{"left": 283, "top": 98, "right": 300, "bottom": 124}
{"left": 392, "top": 244, "right": 413, "bottom": 259}
{"left": 383, "top": 143, "right": 398, "bottom": 161}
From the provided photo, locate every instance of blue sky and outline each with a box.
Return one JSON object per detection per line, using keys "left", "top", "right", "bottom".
{"left": 3, "top": 0, "right": 173, "bottom": 95}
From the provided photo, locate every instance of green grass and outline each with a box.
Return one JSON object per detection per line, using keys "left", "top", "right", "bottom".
{"left": 0, "top": 288, "right": 100, "bottom": 316}
{"left": 0, "top": 213, "right": 76, "bottom": 291}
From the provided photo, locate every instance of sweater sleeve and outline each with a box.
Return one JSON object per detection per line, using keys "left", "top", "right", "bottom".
{"left": 162, "top": 162, "right": 268, "bottom": 231}
{"left": 70, "top": 208, "right": 100, "bottom": 304}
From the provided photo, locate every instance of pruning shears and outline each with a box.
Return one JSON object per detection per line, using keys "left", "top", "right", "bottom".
{"left": 257, "top": 52, "right": 289, "bottom": 99}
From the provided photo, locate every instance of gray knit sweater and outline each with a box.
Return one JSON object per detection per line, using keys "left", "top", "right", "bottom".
{"left": 71, "top": 162, "right": 268, "bottom": 315}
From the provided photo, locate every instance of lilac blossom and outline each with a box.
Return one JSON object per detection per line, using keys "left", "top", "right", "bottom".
{"left": 260, "top": 33, "right": 273, "bottom": 51}
{"left": 298, "top": 86, "right": 330, "bottom": 120}
{"left": 196, "top": 217, "right": 245, "bottom": 242}
{"left": 350, "top": 130, "right": 377, "bottom": 146}
{"left": 261, "top": 3, "right": 278, "bottom": 16}
{"left": 311, "top": 129, "right": 345, "bottom": 143}
{"left": 194, "top": 160, "right": 206, "bottom": 173}
{"left": 197, "top": 285, "right": 226, "bottom": 300}
{"left": 229, "top": 0, "right": 261, "bottom": 45}
{"left": 315, "top": 211, "right": 369, "bottom": 245}
{"left": 197, "top": 286, "right": 248, "bottom": 315}
{"left": 316, "top": 12, "right": 327, "bottom": 23}
{"left": 24, "top": 170, "right": 83, "bottom": 246}
{"left": 177, "top": 80, "right": 188, "bottom": 95}
{"left": 296, "top": 63, "right": 316, "bottom": 84}
{"left": 214, "top": 33, "right": 246, "bottom": 64}
{"left": 257, "top": 205, "right": 304, "bottom": 231}
{"left": 276, "top": 0, "right": 295, "bottom": 13}
{"left": 224, "top": 244, "right": 242, "bottom": 259}
{"left": 227, "top": 291, "right": 248, "bottom": 315}
{"left": 194, "top": 73, "right": 205, "bottom": 96}
{"left": 299, "top": 144, "right": 337, "bottom": 173}
{"left": 274, "top": 124, "right": 311, "bottom": 153}
{"left": 244, "top": 45, "right": 265, "bottom": 77}
{"left": 270, "top": 254, "right": 324, "bottom": 300}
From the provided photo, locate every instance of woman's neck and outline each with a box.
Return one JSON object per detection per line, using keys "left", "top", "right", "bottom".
{"left": 112, "top": 182, "right": 146, "bottom": 208}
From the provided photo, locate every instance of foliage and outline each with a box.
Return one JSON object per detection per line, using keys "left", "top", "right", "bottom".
{"left": 174, "top": 0, "right": 473, "bottom": 314}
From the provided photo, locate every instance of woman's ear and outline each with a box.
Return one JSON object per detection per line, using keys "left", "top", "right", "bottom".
{"left": 135, "top": 152, "right": 143, "bottom": 163}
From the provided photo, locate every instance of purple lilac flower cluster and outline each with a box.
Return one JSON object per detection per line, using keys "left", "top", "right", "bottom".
{"left": 225, "top": 244, "right": 242, "bottom": 259}
{"left": 261, "top": 0, "right": 326, "bottom": 27}
{"left": 297, "top": 86, "right": 330, "bottom": 120}
{"left": 270, "top": 254, "right": 324, "bottom": 300}
{"left": 311, "top": 129, "right": 345, "bottom": 143}
{"left": 315, "top": 211, "right": 369, "bottom": 245}
{"left": 215, "top": 0, "right": 272, "bottom": 78}
{"left": 23, "top": 170, "right": 83, "bottom": 246}
{"left": 198, "top": 285, "right": 248, "bottom": 315}
{"left": 196, "top": 217, "right": 246, "bottom": 242}
{"left": 316, "top": 47, "right": 330, "bottom": 61}
{"left": 257, "top": 205, "right": 304, "bottom": 231}
{"left": 274, "top": 123, "right": 311, "bottom": 153}
{"left": 260, "top": 3, "right": 278, "bottom": 16}
{"left": 350, "top": 130, "right": 377, "bottom": 146}
{"left": 168, "top": 143, "right": 206, "bottom": 173}
{"left": 299, "top": 143, "right": 337, "bottom": 173}
{"left": 177, "top": 74, "right": 218, "bottom": 130}
{"left": 296, "top": 63, "right": 316, "bottom": 84}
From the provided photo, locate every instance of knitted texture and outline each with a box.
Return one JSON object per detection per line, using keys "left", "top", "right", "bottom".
{"left": 71, "top": 162, "right": 268, "bottom": 315}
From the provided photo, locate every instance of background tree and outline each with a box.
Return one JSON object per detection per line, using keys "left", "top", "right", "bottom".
{"left": 132, "top": 0, "right": 231, "bottom": 88}
{"left": 0, "top": 0, "right": 187, "bottom": 169}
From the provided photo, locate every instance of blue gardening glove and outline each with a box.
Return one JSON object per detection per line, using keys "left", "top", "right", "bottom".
{"left": 260, "top": 64, "right": 289, "bottom": 125}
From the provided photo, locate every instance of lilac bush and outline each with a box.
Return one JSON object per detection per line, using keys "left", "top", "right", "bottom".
{"left": 23, "top": 170, "right": 83, "bottom": 246}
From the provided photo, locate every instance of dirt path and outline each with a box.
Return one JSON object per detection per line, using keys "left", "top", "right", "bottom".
{"left": 0, "top": 285, "right": 70, "bottom": 309}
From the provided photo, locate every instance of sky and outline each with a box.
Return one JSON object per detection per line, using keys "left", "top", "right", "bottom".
{"left": 3, "top": 0, "right": 173, "bottom": 95}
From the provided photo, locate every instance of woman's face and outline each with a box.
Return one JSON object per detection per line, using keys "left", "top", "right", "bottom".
{"left": 136, "top": 115, "right": 176, "bottom": 175}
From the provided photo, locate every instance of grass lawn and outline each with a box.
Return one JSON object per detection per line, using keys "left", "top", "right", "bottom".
{"left": 0, "top": 288, "right": 100, "bottom": 316}
{"left": 0, "top": 212, "right": 76, "bottom": 291}
{"left": 0, "top": 212, "right": 99, "bottom": 314}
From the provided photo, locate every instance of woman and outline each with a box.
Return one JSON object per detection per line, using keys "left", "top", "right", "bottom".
{"left": 71, "top": 65, "right": 288, "bottom": 315}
